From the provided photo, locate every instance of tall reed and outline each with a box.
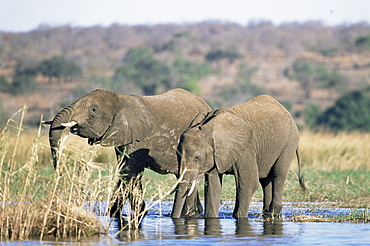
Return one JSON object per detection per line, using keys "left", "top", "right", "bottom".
{"left": 0, "top": 106, "right": 115, "bottom": 240}
{"left": 0, "top": 106, "right": 184, "bottom": 240}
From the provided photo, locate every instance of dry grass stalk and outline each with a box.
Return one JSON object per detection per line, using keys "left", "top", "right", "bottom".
{"left": 299, "top": 130, "right": 370, "bottom": 171}
{"left": 0, "top": 107, "right": 120, "bottom": 240}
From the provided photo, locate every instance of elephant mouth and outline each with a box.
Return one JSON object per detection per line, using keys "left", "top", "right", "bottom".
{"left": 88, "top": 137, "right": 103, "bottom": 145}
{"left": 87, "top": 124, "right": 111, "bottom": 146}
{"left": 62, "top": 120, "right": 109, "bottom": 146}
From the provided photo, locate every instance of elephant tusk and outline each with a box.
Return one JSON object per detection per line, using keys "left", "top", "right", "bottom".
{"left": 187, "top": 180, "right": 197, "bottom": 197}
{"left": 61, "top": 121, "right": 77, "bottom": 127}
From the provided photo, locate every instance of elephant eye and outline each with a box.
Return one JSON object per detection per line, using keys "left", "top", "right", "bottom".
{"left": 194, "top": 156, "right": 200, "bottom": 162}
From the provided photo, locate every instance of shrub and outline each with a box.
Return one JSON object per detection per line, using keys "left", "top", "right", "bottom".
{"left": 290, "top": 60, "right": 346, "bottom": 99}
{"left": 304, "top": 103, "right": 323, "bottom": 129}
{"left": 316, "top": 88, "right": 370, "bottom": 132}
{"left": 205, "top": 47, "right": 243, "bottom": 63}
{"left": 355, "top": 34, "right": 370, "bottom": 50}
{"left": 113, "top": 47, "right": 170, "bottom": 95}
{"left": 11, "top": 74, "right": 35, "bottom": 95}
{"left": 37, "top": 56, "right": 82, "bottom": 81}
{"left": 0, "top": 75, "right": 9, "bottom": 89}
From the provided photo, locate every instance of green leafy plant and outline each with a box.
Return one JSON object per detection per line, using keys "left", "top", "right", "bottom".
{"left": 205, "top": 47, "right": 243, "bottom": 63}
{"left": 113, "top": 47, "right": 170, "bottom": 95}
{"left": 316, "top": 88, "right": 370, "bottom": 132}
{"left": 37, "top": 56, "right": 82, "bottom": 81}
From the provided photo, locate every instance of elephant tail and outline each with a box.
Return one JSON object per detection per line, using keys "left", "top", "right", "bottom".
{"left": 296, "top": 148, "right": 306, "bottom": 192}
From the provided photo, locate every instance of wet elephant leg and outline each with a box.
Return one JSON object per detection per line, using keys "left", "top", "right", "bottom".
{"left": 260, "top": 176, "right": 273, "bottom": 217}
{"left": 205, "top": 168, "right": 222, "bottom": 218}
{"left": 233, "top": 163, "right": 259, "bottom": 219}
{"left": 110, "top": 147, "right": 147, "bottom": 219}
{"left": 267, "top": 149, "right": 294, "bottom": 217}
{"left": 109, "top": 177, "right": 124, "bottom": 219}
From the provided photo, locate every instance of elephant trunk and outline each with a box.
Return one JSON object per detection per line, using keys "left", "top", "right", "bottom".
{"left": 171, "top": 169, "right": 198, "bottom": 218}
{"left": 49, "top": 105, "right": 75, "bottom": 169}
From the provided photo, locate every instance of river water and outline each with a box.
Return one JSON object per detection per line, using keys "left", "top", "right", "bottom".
{"left": 2, "top": 201, "right": 370, "bottom": 245}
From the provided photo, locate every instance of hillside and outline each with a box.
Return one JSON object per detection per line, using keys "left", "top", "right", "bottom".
{"left": 1, "top": 21, "right": 370, "bottom": 127}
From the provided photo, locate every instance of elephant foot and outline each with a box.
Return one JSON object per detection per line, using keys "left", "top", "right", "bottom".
{"left": 262, "top": 209, "right": 282, "bottom": 221}
{"left": 232, "top": 211, "right": 249, "bottom": 219}
{"left": 181, "top": 205, "right": 203, "bottom": 217}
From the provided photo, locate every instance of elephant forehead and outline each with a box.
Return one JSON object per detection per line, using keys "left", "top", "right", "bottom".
{"left": 181, "top": 132, "right": 205, "bottom": 149}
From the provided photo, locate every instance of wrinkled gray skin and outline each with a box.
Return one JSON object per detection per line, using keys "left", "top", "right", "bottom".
{"left": 47, "top": 88, "right": 211, "bottom": 219}
{"left": 171, "top": 95, "right": 305, "bottom": 219}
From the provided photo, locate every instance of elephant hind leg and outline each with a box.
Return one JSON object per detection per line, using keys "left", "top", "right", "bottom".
{"left": 265, "top": 149, "right": 295, "bottom": 217}
{"left": 259, "top": 176, "right": 273, "bottom": 216}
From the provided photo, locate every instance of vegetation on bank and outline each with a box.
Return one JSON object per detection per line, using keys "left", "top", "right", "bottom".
{"left": 1, "top": 107, "right": 370, "bottom": 240}
{"left": 1, "top": 22, "right": 370, "bottom": 130}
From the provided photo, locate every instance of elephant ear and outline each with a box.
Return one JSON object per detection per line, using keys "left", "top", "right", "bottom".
{"left": 101, "top": 96, "right": 154, "bottom": 147}
{"left": 212, "top": 111, "right": 252, "bottom": 174}
{"left": 190, "top": 109, "right": 222, "bottom": 128}
{"left": 188, "top": 111, "right": 208, "bottom": 128}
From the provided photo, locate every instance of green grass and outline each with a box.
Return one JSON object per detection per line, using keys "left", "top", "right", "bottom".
{"left": 142, "top": 168, "right": 370, "bottom": 208}
{"left": 283, "top": 169, "right": 370, "bottom": 206}
{"left": 1, "top": 108, "right": 370, "bottom": 241}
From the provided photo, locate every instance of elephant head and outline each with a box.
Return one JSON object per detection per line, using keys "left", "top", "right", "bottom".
{"left": 48, "top": 89, "right": 153, "bottom": 168}
{"left": 171, "top": 110, "right": 251, "bottom": 218}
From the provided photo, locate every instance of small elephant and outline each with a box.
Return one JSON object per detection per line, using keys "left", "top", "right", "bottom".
{"left": 171, "top": 95, "right": 305, "bottom": 219}
{"left": 44, "top": 88, "right": 211, "bottom": 220}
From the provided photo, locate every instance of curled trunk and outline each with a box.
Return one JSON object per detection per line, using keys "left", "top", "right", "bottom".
{"left": 49, "top": 106, "right": 74, "bottom": 168}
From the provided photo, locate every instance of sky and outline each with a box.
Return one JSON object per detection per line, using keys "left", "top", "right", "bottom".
{"left": 1, "top": 0, "right": 370, "bottom": 32}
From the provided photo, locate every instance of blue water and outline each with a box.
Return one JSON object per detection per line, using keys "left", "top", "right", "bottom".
{"left": 2, "top": 202, "right": 370, "bottom": 245}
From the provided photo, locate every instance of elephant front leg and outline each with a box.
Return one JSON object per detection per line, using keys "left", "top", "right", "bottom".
{"left": 233, "top": 164, "right": 259, "bottom": 219}
{"left": 111, "top": 147, "right": 147, "bottom": 223}
{"left": 109, "top": 177, "right": 124, "bottom": 219}
{"left": 205, "top": 168, "right": 222, "bottom": 218}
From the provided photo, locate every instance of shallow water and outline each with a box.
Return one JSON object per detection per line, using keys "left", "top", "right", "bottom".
{"left": 3, "top": 201, "right": 370, "bottom": 245}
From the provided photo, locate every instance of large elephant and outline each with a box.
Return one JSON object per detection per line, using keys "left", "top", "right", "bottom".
{"left": 171, "top": 95, "right": 305, "bottom": 219}
{"left": 44, "top": 88, "right": 211, "bottom": 219}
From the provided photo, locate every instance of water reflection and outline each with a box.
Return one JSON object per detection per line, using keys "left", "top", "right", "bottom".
{"left": 204, "top": 218, "right": 222, "bottom": 235}
{"left": 171, "top": 217, "right": 284, "bottom": 239}
{"left": 117, "top": 228, "right": 144, "bottom": 242}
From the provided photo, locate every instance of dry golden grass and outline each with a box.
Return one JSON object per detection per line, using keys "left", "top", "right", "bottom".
{"left": 299, "top": 130, "right": 370, "bottom": 171}
{"left": 1, "top": 107, "right": 370, "bottom": 241}
{"left": 0, "top": 107, "right": 120, "bottom": 240}
{"left": 0, "top": 107, "right": 184, "bottom": 240}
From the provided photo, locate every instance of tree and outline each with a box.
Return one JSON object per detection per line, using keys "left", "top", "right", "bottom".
{"left": 37, "top": 56, "right": 82, "bottom": 82}
{"left": 213, "top": 63, "right": 264, "bottom": 107}
{"left": 0, "top": 99, "right": 10, "bottom": 128}
{"left": 355, "top": 34, "right": 370, "bottom": 50}
{"left": 0, "top": 76, "right": 9, "bottom": 90}
{"left": 205, "top": 47, "right": 243, "bottom": 63}
{"left": 304, "top": 104, "right": 323, "bottom": 129}
{"left": 290, "top": 60, "right": 346, "bottom": 100}
{"left": 113, "top": 47, "right": 171, "bottom": 95}
{"left": 11, "top": 74, "right": 35, "bottom": 95}
{"left": 170, "top": 58, "right": 212, "bottom": 95}
{"left": 316, "top": 88, "right": 370, "bottom": 132}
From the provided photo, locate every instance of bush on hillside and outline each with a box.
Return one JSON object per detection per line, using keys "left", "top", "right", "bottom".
{"left": 316, "top": 88, "right": 370, "bottom": 132}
